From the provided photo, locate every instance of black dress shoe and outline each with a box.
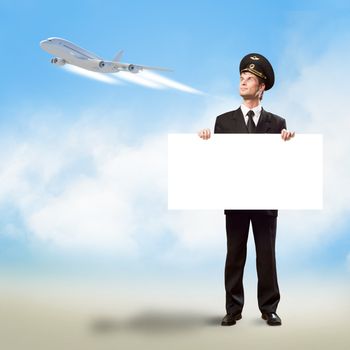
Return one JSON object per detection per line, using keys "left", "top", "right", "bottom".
{"left": 221, "top": 312, "right": 242, "bottom": 326}
{"left": 261, "top": 312, "right": 282, "bottom": 326}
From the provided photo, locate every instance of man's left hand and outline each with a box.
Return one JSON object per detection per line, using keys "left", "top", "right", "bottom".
{"left": 281, "top": 129, "right": 295, "bottom": 141}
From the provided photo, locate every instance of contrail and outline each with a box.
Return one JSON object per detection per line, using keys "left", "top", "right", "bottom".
{"left": 140, "top": 71, "right": 204, "bottom": 95}
{"left": 63, "top": 64, "right": 121, "bottom": 85}
{"left": 63, "top": 64, "right": 204, "bottom": 94}
{"left": 115, "top": 71, "right": 165, "bottom": 89}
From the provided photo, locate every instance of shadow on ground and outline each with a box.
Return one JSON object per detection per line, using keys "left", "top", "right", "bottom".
{"left": 90, "top": 311, "right": 223, "bottom": 335}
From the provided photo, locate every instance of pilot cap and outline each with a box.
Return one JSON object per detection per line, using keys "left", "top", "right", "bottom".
{"left": 239, "top": 53, "right": 275, "bottom": 90}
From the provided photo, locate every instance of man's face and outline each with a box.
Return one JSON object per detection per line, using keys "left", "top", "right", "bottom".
{"left": 239, "top": 72, "right": 265, "bottom": 99}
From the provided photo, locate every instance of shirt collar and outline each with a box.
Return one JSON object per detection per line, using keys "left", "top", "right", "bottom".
{"left": 240, "top": 103, "right": 262, "bottom": 117}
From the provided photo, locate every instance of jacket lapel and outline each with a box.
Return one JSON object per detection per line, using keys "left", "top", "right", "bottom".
{"left": 232, "top": 108, "right": 248, "bottom": 133}
{"left": 256, "top": 108, "right": 272, "bottom": 133}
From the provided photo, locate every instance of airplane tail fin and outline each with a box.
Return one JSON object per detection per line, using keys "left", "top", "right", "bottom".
{"left": 113, "top": 50, "right": 124, "bottom": 62}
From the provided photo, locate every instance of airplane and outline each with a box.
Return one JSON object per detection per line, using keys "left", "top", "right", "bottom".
{"left": 40, "top": 37, "right": 172, "bottom": 74}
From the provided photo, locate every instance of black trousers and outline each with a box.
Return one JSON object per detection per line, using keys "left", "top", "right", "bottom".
{"left": 224, "top": 210, "right": 280, "bottom": 314}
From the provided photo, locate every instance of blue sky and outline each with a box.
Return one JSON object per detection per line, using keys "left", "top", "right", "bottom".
{"left": 0, "top": 0, "right": 350, "bottom": 283}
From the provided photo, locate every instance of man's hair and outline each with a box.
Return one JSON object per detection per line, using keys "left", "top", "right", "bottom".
{"left": 257, "top": 77, "right": 265, "bottom": 100}
{"left": 257, "top": 76, "right": 265, "bottom": 86}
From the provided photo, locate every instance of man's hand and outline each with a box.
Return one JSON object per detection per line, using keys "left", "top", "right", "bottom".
{"left": 198, "top": 128, "right": 211, "bottom": 140}
{"left": 281, "top": 129, "right": 295, "bottom": 141}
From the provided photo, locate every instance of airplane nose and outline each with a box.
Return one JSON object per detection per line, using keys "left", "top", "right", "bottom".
{"left": 40, "top": 39, "right": 48, "bottom": 48}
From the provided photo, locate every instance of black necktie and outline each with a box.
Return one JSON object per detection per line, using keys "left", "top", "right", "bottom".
{"left": 247, "top": 110, "right": 256, "bottom": 133}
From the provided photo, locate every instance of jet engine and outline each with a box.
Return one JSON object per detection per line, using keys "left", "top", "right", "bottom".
{"left": 51, "top": 57, "right": 66, "bottom": 66}
{"left": 128, "top": 64, "right": 141, "bottom": 73}
{"left": 98, "top": 60, "right": 105, "bottom": 68}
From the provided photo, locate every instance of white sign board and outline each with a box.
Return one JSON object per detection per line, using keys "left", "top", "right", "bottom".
{"left": 168, "top": 134, "right": 323, "bottom": 210}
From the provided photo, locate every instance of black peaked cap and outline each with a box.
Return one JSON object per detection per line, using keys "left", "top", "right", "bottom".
{"left": 239, "top": 53, "right": 275, "bottom": 90}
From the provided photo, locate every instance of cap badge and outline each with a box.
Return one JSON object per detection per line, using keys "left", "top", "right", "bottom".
{"left": 249, "top": 63, "right": 255, "bottom": 69}
{"left": 250, "top": 56, "right": 260, "bottom": 60}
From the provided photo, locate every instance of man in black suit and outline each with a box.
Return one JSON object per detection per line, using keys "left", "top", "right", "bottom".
{"left": 199, "top": 53, "right": 294, "bottom": 326}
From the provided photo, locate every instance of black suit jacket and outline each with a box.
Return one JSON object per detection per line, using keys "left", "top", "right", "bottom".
{"left": 214, "top": 107, "right": 286, "bottom": 216}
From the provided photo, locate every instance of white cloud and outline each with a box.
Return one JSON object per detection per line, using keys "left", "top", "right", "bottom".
{"left": 0, "top": 105, "right": 226, "bottom": 258}
{"left": 0, "top": 123, "right": 169, "bottom": 255}
{"left": 270, "top": 46, "right": 350, "bottom": 253}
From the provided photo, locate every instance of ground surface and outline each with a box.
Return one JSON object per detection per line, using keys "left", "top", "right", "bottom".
{"left": 0, "top": 277, "right": 349, "bottom": 350}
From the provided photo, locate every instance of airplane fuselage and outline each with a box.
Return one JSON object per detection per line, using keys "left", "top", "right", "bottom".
{"left": 40, "top": 37, "right": 170, "bottom": 74}
{"left": 40, "top": 37, "right": 120, "bottom": 73}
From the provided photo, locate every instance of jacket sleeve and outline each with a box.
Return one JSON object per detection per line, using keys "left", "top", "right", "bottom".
{"left": 214, "top": 117, "right": 223, "bottom": 134}
{"left": 281, "top": 118, "right": 287, "bottom": 132}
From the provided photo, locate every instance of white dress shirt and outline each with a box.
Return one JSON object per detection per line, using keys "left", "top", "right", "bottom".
{"left": 240, "top": 104, "right": 262, "bottom": 127}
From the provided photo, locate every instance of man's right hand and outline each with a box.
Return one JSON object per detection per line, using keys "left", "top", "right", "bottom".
{"left": 198, "top": 128, "right": 211, "bottom": 140}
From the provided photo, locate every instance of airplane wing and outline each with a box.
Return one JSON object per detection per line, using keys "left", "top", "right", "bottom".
{"left": 69, "top": 51, "right": 90, "bottom": 60}
{"left": 68, "top": 48, "right": 103, "bottom": 61}
{"left": 136, "top": 64, "right": 173, "bottom": 72}
{"left": 112, "top": 61, "right": 172, "bottom": 73}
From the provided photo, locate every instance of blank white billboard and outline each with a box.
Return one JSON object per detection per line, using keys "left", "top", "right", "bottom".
{"left": 168, "top": 134, "right": 323, "bottom": 210}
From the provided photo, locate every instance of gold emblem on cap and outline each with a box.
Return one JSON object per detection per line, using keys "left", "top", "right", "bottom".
{"left": 250, "top": 56, "right": 260, "bottom": 61}
{"left": 249, "top": 63, "right": 255, "bottom": 69}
